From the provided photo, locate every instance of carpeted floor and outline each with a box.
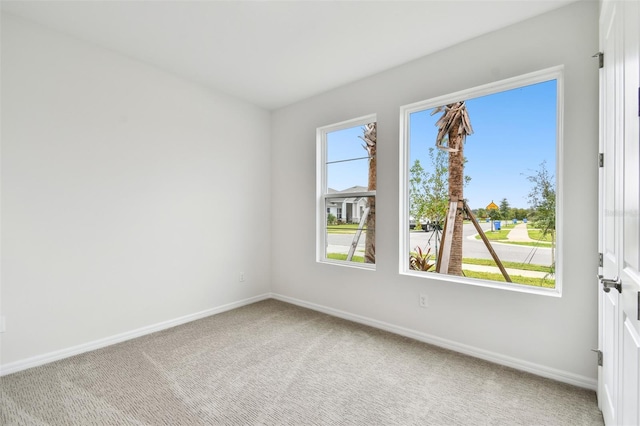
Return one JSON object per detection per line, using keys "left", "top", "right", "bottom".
{"left": 1, "top": 299, "right": 604, "bottom": 425}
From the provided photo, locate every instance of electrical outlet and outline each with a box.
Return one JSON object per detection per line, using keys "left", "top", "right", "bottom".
{"left": 419, "top": 293, "right": 428, "bottom": 308}
{"left": 239, "top": 272, "right": 245, "bottom": 282}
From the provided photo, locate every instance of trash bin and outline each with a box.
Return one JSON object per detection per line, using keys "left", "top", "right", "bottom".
{"left": 494, "top": 220, "right": 501, "bottom": 231}
{"left": 512, "top": 219, "right": 517, "bottom": 224}
{"left": 523, "top": 218, "right": 528, "bottom": 224}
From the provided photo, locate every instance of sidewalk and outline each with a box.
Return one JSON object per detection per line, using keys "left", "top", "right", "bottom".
{"left": 461, "top": 263, "right": 552, "bottom": 279}
{"left": 507, "top": 223, "right": 533, "bottom": 242}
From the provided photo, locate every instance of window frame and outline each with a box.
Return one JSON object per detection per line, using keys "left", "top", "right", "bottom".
{"left": 317, "top": 114, "right": 377, "bottom": 269}
{"left": 399, "top": 66, "right": 564, "bottom": 296}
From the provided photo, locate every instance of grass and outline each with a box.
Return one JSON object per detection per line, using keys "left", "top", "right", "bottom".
{"left": 327, "top": 253, "right": 365, "bottom": 262}
{"left": 406, "top": 254, "right": 552, "bottom": 273}
{"left": 327, "top": 253, "right": 555, "bottom": 288}
{"left": 327, "top": 224, "right": 366, "bottom": 234}
{"left": 462, "top": 257, "right": 553, "bottom": 273}
{"left": 472, "top": 225, "right": 555, "bottom": 248}
{"left": 408, "top": 252, "right": 552, "bottom": 271}
{"left": 505, "top": 241, "right": 554, "bottom": 247}
{"left": 527, "top": 229, "right": 554, "bottom": 243}
{"left": 463, "top": 270, "right": 555, "bottom": 288}
{"left": 476, "top": 229, "right": 511, "bottom": 240}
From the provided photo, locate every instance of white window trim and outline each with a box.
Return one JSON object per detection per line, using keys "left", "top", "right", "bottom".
{"left": 399, "top": 66, "right": 564, "bottom": 296}
{"left": 317, "top": 114, "right": 377, "bottom": 270}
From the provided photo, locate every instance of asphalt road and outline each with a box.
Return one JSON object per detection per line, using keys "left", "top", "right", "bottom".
{"left": 409, "top": 222, "right": 552, "bottom": 266}
{"left": 326, "top": 223, "right": 552, "bottom": 266}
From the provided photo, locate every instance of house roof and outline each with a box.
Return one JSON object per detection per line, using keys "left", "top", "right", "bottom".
{"left": 329, "top": 185, "right": 368, "bottom": 194}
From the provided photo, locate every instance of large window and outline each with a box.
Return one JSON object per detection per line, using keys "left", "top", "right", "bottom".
{"left": 317, "top": 115, "right": 376, "bottom": 268}
{"left": 400, "top": 67, "right": 562, "bottom": 294}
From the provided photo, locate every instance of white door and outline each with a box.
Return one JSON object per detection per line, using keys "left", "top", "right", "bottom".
{"left": 618, "top": 2, "right": 640, "bottom": 424}
{"left": 598, "top": 1, "right": 640, "bottom": 425}
{"left": 598, "top": 3, "right": 621, "bottom": 423}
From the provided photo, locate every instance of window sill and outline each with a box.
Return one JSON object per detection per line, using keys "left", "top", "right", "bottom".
{"left": 400, "top": 269, "right": 561, "bottom": 297}
{"left": 318, "top": 259, "right": 376, "bottom": 271}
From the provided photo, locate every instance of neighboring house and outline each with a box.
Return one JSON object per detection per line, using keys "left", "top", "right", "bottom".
{"left": 326, "top": 186, "right": 368, "bottom": 224}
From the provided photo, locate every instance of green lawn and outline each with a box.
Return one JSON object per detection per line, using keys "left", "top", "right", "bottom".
{"left": 473, "top": 226, "right": 555, "bottom": 248}
{"left": 327, "top": 253, "right": 365, "bottom": 262}
{"left": 327, "top": 253, "right": 555, "bottom": 287}
{"left": 462, "top": 257, "right": 553, "bottom": 273}
{"left": 463, "top": 270, "right": 555, "bottom": 288}
{"left": 327, "top": 224, "right": 367, "bottom": 234}
{"left": 476, "top": 229, "right": 510, "bottom": 240}
{"left": 527, "top": 229, "right": 554, "bottom": 243}
{"left": 405, "top": 256, "right": 552, "bottom": 272}
{"left": 504, "top": 241, "right": 554, "bottom": 247}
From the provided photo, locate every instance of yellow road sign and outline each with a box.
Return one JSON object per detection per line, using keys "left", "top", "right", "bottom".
{"left": 486, "top": 201, "right": 499, "bottom": 210}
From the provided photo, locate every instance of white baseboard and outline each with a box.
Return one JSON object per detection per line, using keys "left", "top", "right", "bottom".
{"left": 271, "top": 293, "right": 598, "bottom": 391}
{"left": 0, "top": 293, "right": 271, "bottom": 376}
{"left": 3, "top": 292, "right": 598, "bottom": 391}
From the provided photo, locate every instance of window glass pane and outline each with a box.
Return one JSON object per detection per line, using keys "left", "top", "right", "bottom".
{"left": 407, "top": 80, "right": 557, "bottom": 289}
{"left": 326, "top": 125, "right": 370, "bottom": 191}
{"left": 325, "top": 195, "right": 374, "bottom": 263}
{"left": 320, "top": 120, "right": 376, "bottom": 266}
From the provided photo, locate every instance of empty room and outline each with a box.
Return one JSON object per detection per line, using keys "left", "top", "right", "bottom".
{"left": 2, "top": 0, "right": 639, "bottom": 425}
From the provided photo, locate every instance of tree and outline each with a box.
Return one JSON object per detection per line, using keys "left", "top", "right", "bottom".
{"left": 488, "top": 207, "right": 501, "bottom": 222}
{"left": 410, "top": 146, "right": 467, "bottom": 233}
{"left": 411, "top": 147, "right": 472, "bottom": 231}
{"left": 361, "top": 123, "right": 376, "bottom": 264}
{"left": 499, "top": 198, "right": 510, "bottom": 220}
{"left": 409, "top": 159, "right": 426, "bottom": 224}
{"left": 422, "top": 147, "right": 450, "bottom": 226}
{"left": 432, "top": 102, "right": 473, "bottom": 275}
{"left": 511, "top": 208, "right": 529, "bottom": 221}
{"left": 526, "top": 160, "right": 556, "bottom": 266}
{"left": 475, "top": 208, "right": 488, "bottom": 219}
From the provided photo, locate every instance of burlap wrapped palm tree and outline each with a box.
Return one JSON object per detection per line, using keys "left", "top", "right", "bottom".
{"left": 431, "top": 102, "right": 473, "bottom": 275}
{"left": 360, "top": 122, "right": 376, "bottom": 264}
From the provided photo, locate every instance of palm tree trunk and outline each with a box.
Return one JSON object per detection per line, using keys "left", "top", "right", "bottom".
{"left": 447, "top": 129, "right": 464, "bottom": 275}
{"left": 431, "top": 101, "right": 472, "bottom": 276}
{"left": 364, "top": 168, "right": 376, "bottom": 264}
{"left": 364, "top": 123, "right": 376, "bottom": 264}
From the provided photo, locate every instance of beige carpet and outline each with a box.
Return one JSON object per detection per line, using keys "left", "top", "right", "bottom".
{"left": 1, "top": 299, "right": 603, "bottom": 425}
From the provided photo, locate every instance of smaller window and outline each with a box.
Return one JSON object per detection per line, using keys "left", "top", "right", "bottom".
{"left": 317, "top": 115, "right": 377, "bottom": 268}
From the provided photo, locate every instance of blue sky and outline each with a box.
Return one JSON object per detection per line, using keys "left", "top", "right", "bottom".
{"left": 327, "top": 79, "right": 557, "bottom": 209}
{"left": 326, "top": 125, "right": 372, "bottom": 191}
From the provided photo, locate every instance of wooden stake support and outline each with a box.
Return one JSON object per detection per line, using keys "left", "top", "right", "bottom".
{"left": 435, "top": 200, "right": 511, "bottom": 282}
{"left": 347, "top": 207, "right": 370, "bottom": 261}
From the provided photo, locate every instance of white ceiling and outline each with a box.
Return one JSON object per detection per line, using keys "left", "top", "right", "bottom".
{"left": 1, "top": 0, "right": 581, "bottom": 110}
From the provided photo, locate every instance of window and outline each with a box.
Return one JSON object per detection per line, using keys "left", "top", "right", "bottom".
{"left": 317, "top": 115, "right": 376, "bottom": 268}
{"left": 400, "top": 67, "right": 562, "bottom": 294}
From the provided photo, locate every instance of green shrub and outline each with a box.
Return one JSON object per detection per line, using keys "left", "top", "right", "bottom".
{"left": 409, "top": 246, "right": 435, "bottom": 271}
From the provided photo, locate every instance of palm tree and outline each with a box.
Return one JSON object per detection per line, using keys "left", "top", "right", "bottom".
{"left": 361, "top": 122, "right": 376, "bottom": 264}
{"left": 431, "top": 102, "right": 473, "bottom": 275}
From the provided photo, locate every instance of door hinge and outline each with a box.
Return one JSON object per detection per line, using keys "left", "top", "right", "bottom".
{"left": 599, "top": 153, "right": 604, "bottom": 167}
{"left": 599, "top": 253, "right": 603, "bottom": 267}
{"left": 593, "top": 52, "right": 604, "bottom": 68}
{"left": 592, "top": 349, "right": 603, "bottom": 366}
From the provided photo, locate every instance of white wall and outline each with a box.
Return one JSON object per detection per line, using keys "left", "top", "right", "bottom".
{"left": 271, "top": 1, "right": 599, "bottom": 386}
{"left": 1, "top": 14, "right": 271, "bottom": 367}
